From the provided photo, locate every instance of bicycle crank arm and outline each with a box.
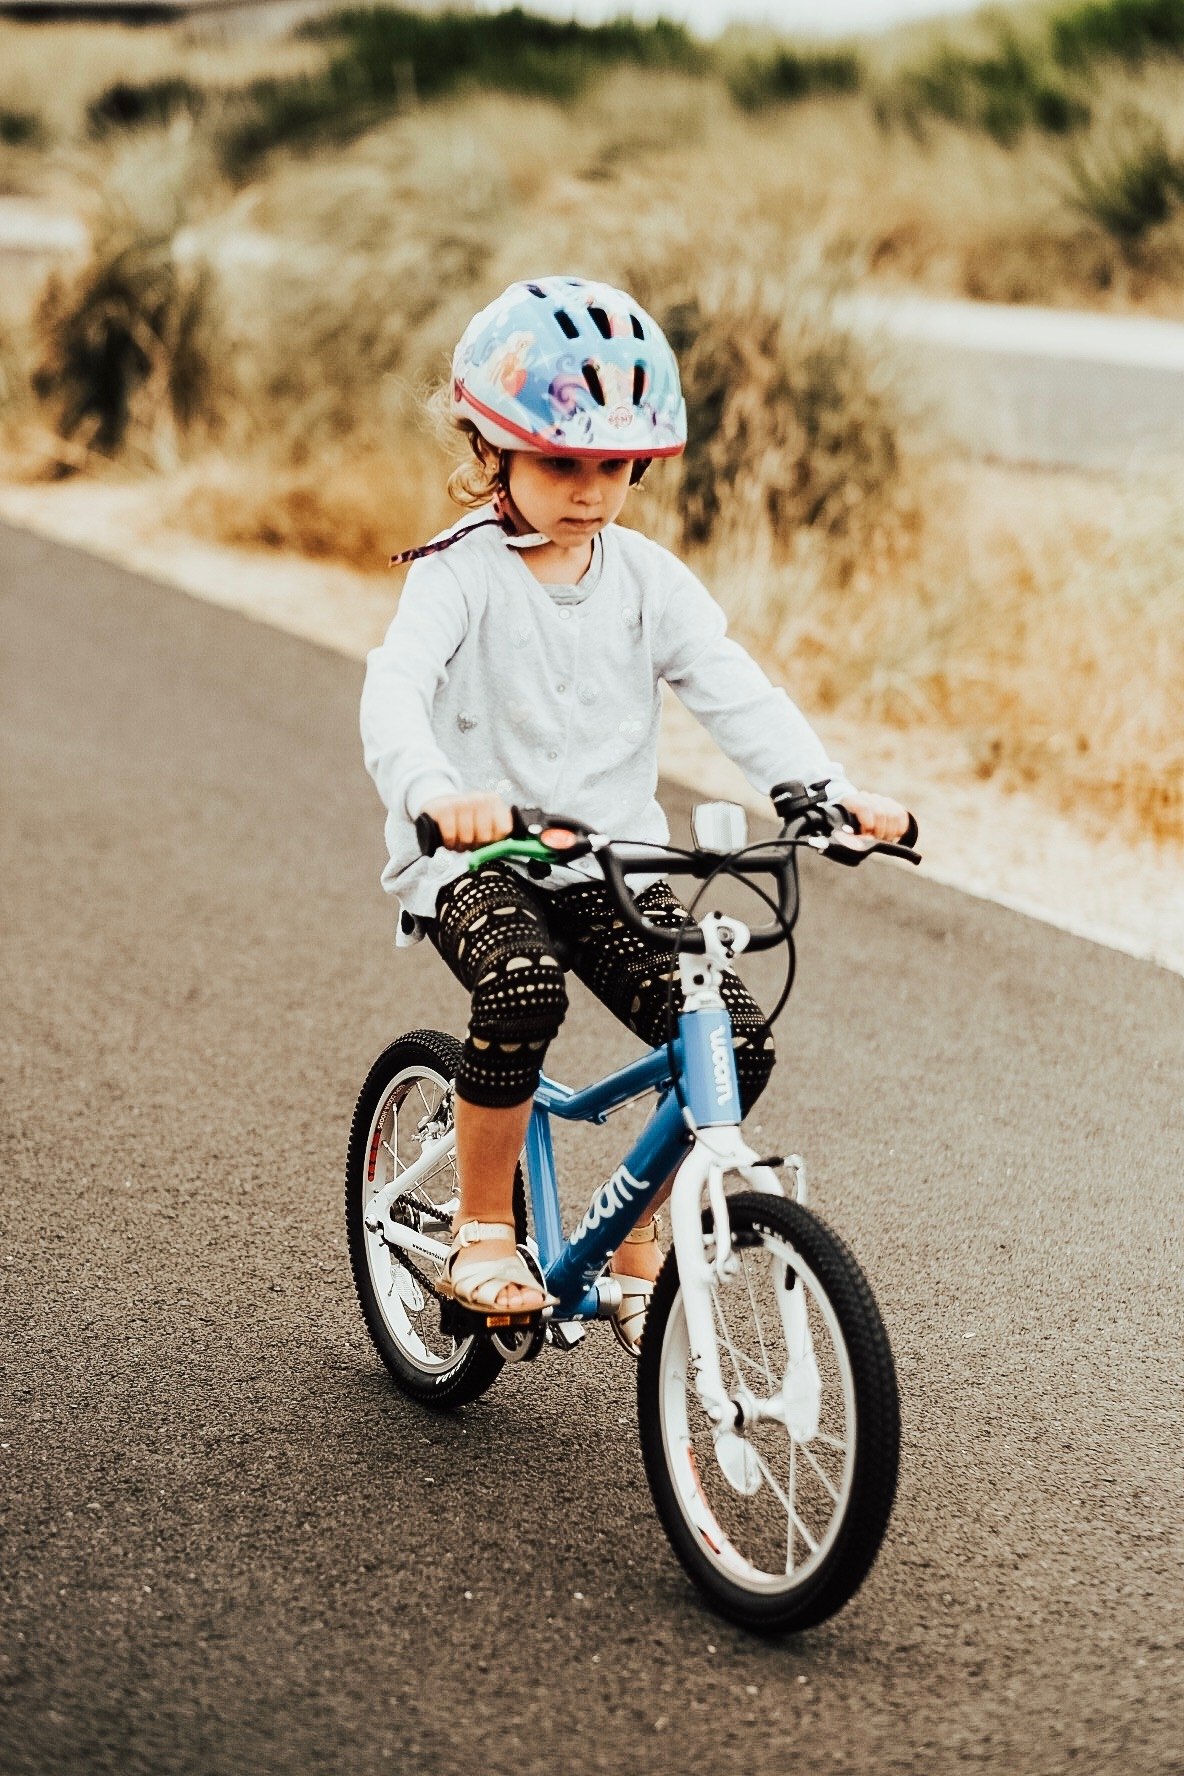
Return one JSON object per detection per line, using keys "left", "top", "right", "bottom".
{"left": 380, "top": 1221, "right": 451, "bottom": 1268}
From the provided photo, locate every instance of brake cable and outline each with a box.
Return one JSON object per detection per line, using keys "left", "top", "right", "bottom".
{"left": 656, "top": 831, "right": 803, "bottom": 1128}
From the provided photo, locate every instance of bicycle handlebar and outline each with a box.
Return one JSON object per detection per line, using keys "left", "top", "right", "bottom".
{"left": 414, "top": 782, "right": 920, "bottom": 956}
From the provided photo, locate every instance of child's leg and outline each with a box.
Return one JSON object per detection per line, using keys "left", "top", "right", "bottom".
{"left": 428, "top": 865, "right": 570, "bottom": 1313}
{"left": 452, "top": 1095, "right": 537, "bottom": 1312}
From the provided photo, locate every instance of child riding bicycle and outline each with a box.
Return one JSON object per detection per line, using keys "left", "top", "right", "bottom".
{"left": 360, "top": 275, "right": 908, "bottom": 1347}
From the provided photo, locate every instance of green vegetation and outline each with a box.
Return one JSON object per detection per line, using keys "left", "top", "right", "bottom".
{"left": 1067, "top": 116, "right": 1184, "bottom": 240}
{"left": 33, "top": 225, "right": 216, "bottom": 457}
{"left": 727, "top": 48, "right": 861, "bottom": 112}
{"left": 222, "top": 7, "right": 705, "bottom": 173}
{"left": 1050, "top": 0, "right": 1184, "bottom": 69}
{"left": 0, "top": 105, "right": 46, "bottom": 147}
{"left": 877, "top": 26, "right": 1090, "bottom": 143}
{"left": 87, "top": 77, "right": 205, "bottom": 137}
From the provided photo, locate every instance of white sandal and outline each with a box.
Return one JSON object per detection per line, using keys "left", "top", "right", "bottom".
{"left": 438, "top": 1220, "right": 557, "bottom": 1318}
{"left": 610, "top": 1216, "right": 661, "bottom": 1357}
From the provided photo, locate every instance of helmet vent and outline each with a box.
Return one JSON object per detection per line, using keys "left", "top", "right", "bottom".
{"left": 630, "top": 313, "right": 645, "bottom": 339}
{"left": 588, "top": 306, "right": 613, "bottom": 339}
{"left": 555, "top": 309, "right": 580, "bottom": 339}
{"left": 583, "top": 363, "right": 606, "bottom": 406}
{"left": 526, "top": 283, "right": 547, "bottom": 297}
{"left": 632, "top": 362, "right": 647, "bottom": 406}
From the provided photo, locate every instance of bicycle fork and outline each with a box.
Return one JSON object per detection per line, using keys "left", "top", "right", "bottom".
{"left": 667, "top": 1131, "right": 821, "bottom": 1496}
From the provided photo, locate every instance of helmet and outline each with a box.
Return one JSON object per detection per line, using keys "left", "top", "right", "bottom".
{"left": 450, "top": 276, "right": 686, "bottom": 459}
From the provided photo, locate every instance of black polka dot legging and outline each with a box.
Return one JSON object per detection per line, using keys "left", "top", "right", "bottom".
{"left": 426, "top": 862, "right": 775, "bottom": 1112}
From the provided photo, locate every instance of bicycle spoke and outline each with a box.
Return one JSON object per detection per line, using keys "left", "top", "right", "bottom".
{"left": 750, "top": 1446, "right": 819, "bottom": 1556}
{"left": 710, "top": 1287, "right": 741, "bottom": 1379}
{"left": 786, "top": 1440, "right": 797, "bottom": 1576}
{"left": 798, "top": 1438, "right": 841, "bottom": 1503}
{"left": 741, "top": 1252, "right": 775, "bottom": 1390}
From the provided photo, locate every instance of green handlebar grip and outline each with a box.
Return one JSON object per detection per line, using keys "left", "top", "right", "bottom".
{"left": 467, "top": 838, "right": 555, "bottom": 870}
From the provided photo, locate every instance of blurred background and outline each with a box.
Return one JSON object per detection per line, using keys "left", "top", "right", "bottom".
{"left": 0, "top": 0, "right": 1181, "bottom": 904}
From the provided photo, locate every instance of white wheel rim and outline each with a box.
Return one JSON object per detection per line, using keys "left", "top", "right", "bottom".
{"left": 360, "top": 1062, "right": 469, "bottom": 1375}
{"left": 658, "top": 1230, "right": 857, "bottom": 1595}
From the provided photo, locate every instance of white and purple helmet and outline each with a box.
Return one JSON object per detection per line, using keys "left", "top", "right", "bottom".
{"left": 451, "top": 276, "right": 686, "bottom": 460}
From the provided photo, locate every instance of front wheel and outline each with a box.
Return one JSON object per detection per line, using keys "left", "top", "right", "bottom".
{"left": 638, "top": 1192, "right": 900, "bottom": 1633}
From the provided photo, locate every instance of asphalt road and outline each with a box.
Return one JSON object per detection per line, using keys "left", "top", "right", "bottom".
{"left": 2, "top": 521, "right": 1182, "bottom": 1776}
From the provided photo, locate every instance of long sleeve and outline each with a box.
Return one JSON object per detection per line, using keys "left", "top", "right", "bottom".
{"left": 653, "top": 560, "right": 855, "bottom": 803}
{"left": 360, "top": 555, "right": 469, "bottom": 820}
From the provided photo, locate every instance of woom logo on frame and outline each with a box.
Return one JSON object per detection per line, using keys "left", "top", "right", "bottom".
{"left": 709, "top": 1024, "right": 734, "bottom": 1107}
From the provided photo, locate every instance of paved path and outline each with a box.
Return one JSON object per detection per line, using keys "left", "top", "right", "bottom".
{"left": 840, "top": 292, "right": 1184, "bottom": 468}
{"left": 2, "top": 522, "right": 1181, "bottom": 1775}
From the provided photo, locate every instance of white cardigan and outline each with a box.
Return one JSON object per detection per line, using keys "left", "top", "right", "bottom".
{"left": 360, "top": 511, "right": 854, "bottom": 942}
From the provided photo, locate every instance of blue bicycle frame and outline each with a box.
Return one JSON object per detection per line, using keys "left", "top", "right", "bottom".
{"left": 529, "top": 1000, "right": 743, "bottom": 1319}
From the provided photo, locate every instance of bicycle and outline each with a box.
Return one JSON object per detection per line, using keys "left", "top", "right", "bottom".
{"left": 346, "top": 780, "right": 920, "bottom": 1633}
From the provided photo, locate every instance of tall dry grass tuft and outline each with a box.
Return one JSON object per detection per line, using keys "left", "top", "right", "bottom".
{"left": 30, "top": 135, "right": 224, "bottom": 467}
{"left": 642, "top": 272, "right": 900, "bottom": 570}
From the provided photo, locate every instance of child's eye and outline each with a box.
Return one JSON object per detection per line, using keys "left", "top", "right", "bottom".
{"left": 600, "top": 460, "right": 628, "bottom": 475}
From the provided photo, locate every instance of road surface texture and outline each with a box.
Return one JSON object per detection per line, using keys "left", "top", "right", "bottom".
{"left": 2, "top": 521, "right": 1181, "bottom": 1775}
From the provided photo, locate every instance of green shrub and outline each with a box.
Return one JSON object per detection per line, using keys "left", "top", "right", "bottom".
{"left": 87, "top": 77, "right": 206, "bottom": 137}
{"left": 887, "top": 30, "right": 1089, "bottom": 144}
{"left": 33, "top": 222, "right": 218, "bottom": 458}
{"left": 1050, "top": 0, "right": 1184, "bottom": 68}
{"left": 1067, "top": 117, "right": 1184, "bottom": 242}
{"left": 222, "top": 6, "right": 706, "bottom": 174}
{"left": 0, "top": 106, "right": 46, "bottom": 147}
{"left": 727, "top": 47, "right": 861, "bottom": 111}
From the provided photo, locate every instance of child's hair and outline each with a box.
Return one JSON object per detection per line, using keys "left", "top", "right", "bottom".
{"left": 449, "top": 422, "right": 502, "bottom": 509}
{"left": 428, "top": 384, "right": 501, "bottom": 510}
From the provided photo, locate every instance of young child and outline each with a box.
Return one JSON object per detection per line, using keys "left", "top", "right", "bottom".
{"left": 360, "top": 276, "right": 907, "bottom": 1346}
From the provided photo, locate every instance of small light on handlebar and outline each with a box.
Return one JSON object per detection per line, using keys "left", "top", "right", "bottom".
{"left": 540, "top": 827, "right": 580, "bottom": 850}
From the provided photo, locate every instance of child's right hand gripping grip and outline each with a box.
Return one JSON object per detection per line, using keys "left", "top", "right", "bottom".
{"left": 415, "top": 811, "right": 443, "bottom": 857}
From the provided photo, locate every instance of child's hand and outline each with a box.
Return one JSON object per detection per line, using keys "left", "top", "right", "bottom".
{"left": 840, "top": 792, "right": 911, "bottom": 843}
{"left": 420, "top": 792, "right": 514, "bottom": 851}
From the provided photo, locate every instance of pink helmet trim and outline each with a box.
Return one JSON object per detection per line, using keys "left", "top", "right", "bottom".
{"left": 455, "top": 379, "right": 684, "bottom": 459}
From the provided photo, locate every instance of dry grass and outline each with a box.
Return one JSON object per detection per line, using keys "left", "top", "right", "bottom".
{"left": 0, "top": 20, "right": 320, "bottom": 147}
{"left": 712, "top": 461, "right": 1184, "bottom": 843}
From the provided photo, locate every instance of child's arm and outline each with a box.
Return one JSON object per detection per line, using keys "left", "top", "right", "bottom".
{"left": 655, "top": 562, "right": 908, "bottom": 841}
{"left": 360, "top": 558, "right": 469, "bottom": 823}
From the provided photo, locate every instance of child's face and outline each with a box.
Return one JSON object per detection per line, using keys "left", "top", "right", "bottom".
{"left": 507, "top": 454, "right": 633, "bottom": 545}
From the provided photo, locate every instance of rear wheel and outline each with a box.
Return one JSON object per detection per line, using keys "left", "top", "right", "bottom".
{"left": 346, "top": 1029, "right": 523, "bottom": 1410}
{"left": 638, "top": 1192, "right": 899, "bottom": 1633}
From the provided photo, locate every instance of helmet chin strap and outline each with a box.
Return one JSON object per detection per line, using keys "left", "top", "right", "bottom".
{"left": 389, "top": 449, "right": 646, "bottom": 567}
{"left": 493, "top": 456, "right": 550, "bottom": 551}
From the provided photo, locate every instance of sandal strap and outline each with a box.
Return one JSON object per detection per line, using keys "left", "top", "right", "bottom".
{"left": 452, "top": 1219, "right": 517, "bottom": 1247}
{"left": 624, "top": 1214, "right": 661, "bottom": 1244}
{"left": 443, "top": 1229, "right": 558, "bottom": 1312}
{"left": 610, "top": 1275, "right": 654, "bottom": 1356}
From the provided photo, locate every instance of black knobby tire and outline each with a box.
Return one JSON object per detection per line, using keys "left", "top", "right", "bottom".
{"left": 346, "top": 1029, "right": 524, "bottom": 1411}
{"left": 637, "top": 1191, "right": 900, "bottom": 1634}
